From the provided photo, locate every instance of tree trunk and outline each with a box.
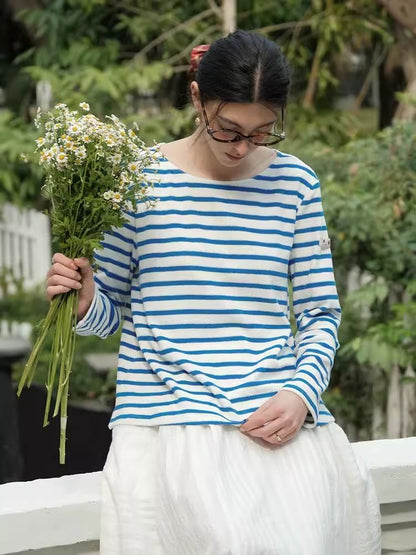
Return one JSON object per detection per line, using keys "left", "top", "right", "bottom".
{"left": 387, "top": 363, "right": 401, "bottom": 438}
{"left": 401, "top": 364, "right": 416, "bottom": 437}
{"left": 378, "top": 0, "right": 416, "bottom": 34}
{"left": 36, "top": 81, "right": 53, "bottom": 111}
{"left": 372, "top": 367, "right": 386, "bottom": 439}
{"left": 222, "top": 0, "right": 236, "bottom": 35}
{"left": 377, "top": 1, "right": 416, "bottom": 123}
{"left": 303, "top": 39, "right": 324, "bottom": 109}
{"left": 393, "top": 23, "right": 416, "bottom": 120}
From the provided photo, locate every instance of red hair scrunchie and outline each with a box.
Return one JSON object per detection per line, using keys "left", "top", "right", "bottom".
{"left": 189, "top": 44, "right": 210, "bottom": 73}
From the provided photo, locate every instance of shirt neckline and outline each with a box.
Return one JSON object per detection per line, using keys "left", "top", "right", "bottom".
{"left": 157, "top": 144, "right": 281, "bottom": 185}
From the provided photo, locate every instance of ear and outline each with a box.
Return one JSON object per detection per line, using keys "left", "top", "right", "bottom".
{"left": 190, "top": 81, "right": 202, "bottom": 111}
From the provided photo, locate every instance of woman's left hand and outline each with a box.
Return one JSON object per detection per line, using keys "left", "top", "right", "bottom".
{"left": 239, "top": 390, "right": 309, "bottom": 445}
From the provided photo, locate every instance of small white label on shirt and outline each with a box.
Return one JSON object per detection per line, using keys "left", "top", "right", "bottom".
{"left": 319, "top": 236, "right": 331, "bottom": 249}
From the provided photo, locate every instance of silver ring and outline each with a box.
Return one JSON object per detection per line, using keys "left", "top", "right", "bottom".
{"left": 275, "top": 433, "right": 283, "bottom": 442}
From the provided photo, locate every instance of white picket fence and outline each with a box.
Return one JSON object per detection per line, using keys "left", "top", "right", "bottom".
{"left": 0, "top": 203, "right": 51, "bottom": 343}
{"left": 0, "top": 203, "right": 51, "bottom": 297}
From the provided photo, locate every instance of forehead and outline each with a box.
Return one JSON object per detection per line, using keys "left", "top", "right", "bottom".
{"left": 211, "top": 101, "right": 277, "bottom": 128}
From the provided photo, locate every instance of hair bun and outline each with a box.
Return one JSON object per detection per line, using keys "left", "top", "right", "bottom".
{"left": 189, "top": 44, "right": 210, "bottom": 73}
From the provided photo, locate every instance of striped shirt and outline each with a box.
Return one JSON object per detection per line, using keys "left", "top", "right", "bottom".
{"left": 76, "top": 150, "right": 341, "bottom": 429}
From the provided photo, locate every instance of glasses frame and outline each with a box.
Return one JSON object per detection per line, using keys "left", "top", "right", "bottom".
{"left": 200, "top": 97, "right": 286, "bottom": 146}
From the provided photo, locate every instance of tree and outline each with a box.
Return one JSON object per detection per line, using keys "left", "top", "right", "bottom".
{"left": 222, "top": 0, "right": 237, "bottom": 34}
{"left": 301, "top": 121, "right": 416, "bottom": 439}
{"left": 377, "top": 0, "right": 416, "bottom": 122}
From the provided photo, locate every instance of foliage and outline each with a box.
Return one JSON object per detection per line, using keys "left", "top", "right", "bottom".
{"left": 286, "top": 105, "right": 378, "bottom": 148}
{"left": 313, "top": 121, "right": 415, "bottom": 284}
{"left": 15, "top": 0, "right": 218, "bottom": 113}
{"left": 0, "top": 110, "right": 42, "bottom": 206}
{"left": 0, "top": 0, "right": 390, "bottom": 206}
{"left": 290, "top": 121, "right": 416, "bottom": 435}
{"left": 0, "top": 286, "right": 49, "bottom": 322}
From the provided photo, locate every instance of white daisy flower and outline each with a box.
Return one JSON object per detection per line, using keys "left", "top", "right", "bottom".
{"left": 39, "top": 150, "right": 49, "bottom": 164}
{"left": 64, "top": 140, "right": 75, "bottom": 151}
{"left": 111, "top": 153, "right": 122, "bottom": 165}
{"left": 56, "top": 150, "right": 68, "bottom": 163}
{"left": 128, "top": 161, "right": 139, "bottom": 173}
{"left": 75, "top": 146, "right": 87, "bottom": 159}
{"left": 79, "top": 102, "right": 90, "bottom": 111}
{"left": 68, "top": 124, "right": 81, "bottom": 135}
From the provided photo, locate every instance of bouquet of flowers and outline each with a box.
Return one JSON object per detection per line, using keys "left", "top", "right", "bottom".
{"left": 17, "top": 102, "right": 158, "bottom": 463}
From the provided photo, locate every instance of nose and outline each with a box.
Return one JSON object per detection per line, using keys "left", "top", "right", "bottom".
{"left": 231, "top": 139, "right": 250, "bottom": 157}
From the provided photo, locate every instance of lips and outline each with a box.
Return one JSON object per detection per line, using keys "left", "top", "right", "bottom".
{"left": 226, "top": 153, "right": 243, "bottom": 161}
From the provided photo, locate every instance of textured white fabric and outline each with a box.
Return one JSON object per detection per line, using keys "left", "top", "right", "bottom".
{"left": 100, "top": 422, "right": 381, "bottom": 554}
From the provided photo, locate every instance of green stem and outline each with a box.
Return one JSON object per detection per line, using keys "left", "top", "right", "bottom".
{"left": 17, "top": 246, "right": 82, "bottom": 462}
{"left": 53, "top": 291, "right": 77, "bottom": 417}
{"left": 45, "top": 295, "right": 66, "bottom": 426}
{"left": 43, "top": 308, "right": 62, "bottom": 426}
{"left": 58, "top": 291, "right": 79, "bottom": 464}
{"left": 17, "top": 297, "right": 61, "bottom": 395}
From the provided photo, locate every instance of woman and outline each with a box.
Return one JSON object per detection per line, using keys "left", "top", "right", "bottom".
{"left": 47, "top": 30, "right": 381, "bottom": 554}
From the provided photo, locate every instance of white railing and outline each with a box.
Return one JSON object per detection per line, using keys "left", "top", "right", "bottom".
{"left": 0, "top": 437, "right": 415, "bottom": 555}
{"left": 0, "top": 203, "right": 51, "bottom": 296}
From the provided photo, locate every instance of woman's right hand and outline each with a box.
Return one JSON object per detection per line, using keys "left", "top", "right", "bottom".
{"left": 46, "top": 253, "right": 95, "bottom": 320}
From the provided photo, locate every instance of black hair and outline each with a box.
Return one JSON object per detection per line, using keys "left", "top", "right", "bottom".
{"left": 195, "top": 30, "right": 291, "bottom": 108}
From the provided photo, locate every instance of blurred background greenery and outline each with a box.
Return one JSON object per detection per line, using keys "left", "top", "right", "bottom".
{"left": 0, "top": 0, "right": 415, "bottom": 442}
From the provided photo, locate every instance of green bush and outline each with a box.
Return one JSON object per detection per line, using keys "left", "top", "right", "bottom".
{"left": 300, "top": 121, "right": 416, "bottom": 435}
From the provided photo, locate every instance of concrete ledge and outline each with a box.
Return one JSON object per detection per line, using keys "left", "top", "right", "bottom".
{"left": 0, "top": 437, "right": 415, "bottom": 554}
{"left": 353, "top": 437, "right": 416, "bottom": 504}
{"left": 0, "top": 473, "right": 101, "bottom": 554}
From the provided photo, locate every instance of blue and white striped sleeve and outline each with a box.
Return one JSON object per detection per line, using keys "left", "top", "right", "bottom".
{"left": 76, "top": 211, "right": 136, "bottom": 339}
{"left": 281, "top": 180, "right": 341, "bottom": 428}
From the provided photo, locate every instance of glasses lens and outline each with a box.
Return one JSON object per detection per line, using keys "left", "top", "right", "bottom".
{"left": 251, "top": 134, "right": 281, "bottom": 146}
{"left": 211, "top": 130, "right": 240, "bottom": 142}
{"left": 209, "top": 129, "right": 285, "bottom": 145}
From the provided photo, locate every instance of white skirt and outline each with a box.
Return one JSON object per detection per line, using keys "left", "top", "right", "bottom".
{"left": 100, "top": 423, "right": 381, "bottom": 555}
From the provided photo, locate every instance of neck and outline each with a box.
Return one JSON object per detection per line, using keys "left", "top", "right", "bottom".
{"left": 185, "top": 131, "right": 250, "bottom": 181}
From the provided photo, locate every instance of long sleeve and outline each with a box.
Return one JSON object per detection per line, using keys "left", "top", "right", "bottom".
{"left": 76, "top": 211, "right": 136, "bottom": 339}
{"left": 280, "top": 180, "right": 341, "bottom": 427}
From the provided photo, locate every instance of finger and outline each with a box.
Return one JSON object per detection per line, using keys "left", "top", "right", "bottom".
{"left": 265, "top": 428, "right": 298, "bottom": 446}
{"left": 46, "top": 285, "right": 72, "bottom": 300}
{"left": 48, "top": 262, "right": 82, "bottom": 281}
{"left": 73, "top": 257, "right": 94, "bottom": 279}
{"left": 243, "top": 418, "right": 282, "bottom": 438}
{"left": 52, "top": 253, "right": 78, "bottom": 270}
{"left": 240, "top": 394, "right": 281, "bottom": 432}
{"left": 73, "top": 257, "right": 91, "bottom": 270}
{"left": 240, "top": 407, "right": 278, "bottom": 432}
{"left": 47, "top": 274, "right": 83, "bottom": 291}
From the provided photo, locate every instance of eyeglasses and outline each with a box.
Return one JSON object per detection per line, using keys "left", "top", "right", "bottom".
{"left": 200, "top": 98, "right": 286, "bottom": 146}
